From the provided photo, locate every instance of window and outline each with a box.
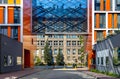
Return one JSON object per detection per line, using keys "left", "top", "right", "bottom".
{"left": 8, "top": 56, "right": 13, "bottom": 66}
{"left": 67, "top": 41, "right": 71, "bottom": 46}
{"left": 0, "top": 0, "right": 7, "bottom": 4}
{"left": 100, "top": 14, "right": 106, "bottom": 28}
{"left": 77, "top": 41, "right": 81, "bottom": 46}
{"left": 95, "top": 13, "right": 106, "bottom": 28}
{"left": 78, "top": 56, "right": 81, "bottom": 61}
{"left": 60, "top": 49, "right": 63, "bottom": 54}
{"left": 0, "top": 27, "right": 7, "bottom": 36}
{"left": 54, "top": 41, "right": 58, "bottom": 46}
{"left": 95, "top": 0, "right": 112, "bottom": 11}
{"left": 41, "top": 49, "right": 44, "bottom": 55}
{"left": 4, "top": 0, "right": 7, "bottom": 4}
{"left": 48, "top": 35, "right": 52, "bottom": 38}
{"left": 11, "top": 27, "right": 18, "bottom": 40}
{"left": 66, "top": 35, "right": 71, "bottom": 38}
{"left": 59, "top": 41, "right": 63, "bottom": 46}
{"left": 67, "top": 56, "right": 70, "bottom": 61}
{"left": 36, "top": 50, "right": 39, "bottom": 56}
{"left": 37, "top": 35, "right": 45, "bottom": 38}
{"left": 40, "top": 41, "right": 44, "bottom": 46}
{"left": 14, "top": 7, "right": 20, "bottom": 23}
{"left": 101, "top": 57, "right": 103, "bottom": 65}
{"left": 117, "top": 48, "right": 120, "bottom": 61}
{"left": 53, "top": 56, "right": 56, "bottom": 62}
{"left": 72, "top": 35, "right": 77, "bottom": 39}
{"left": 95, "top": 0, "right": 100, "bottom": 10}
{"left": 0, "top": 0, "right": 2, "bottom": 4}
{"left": 73, "top": 56, "right": 76, "bottom": 60}
{"left": 97, "top": 31, "right": 104, "bottom": 41}
{"left": 72, "top": 41, "right": 76, "bottom": 46}
{"left": 116, "top": 0, "right": 120, "bottom": 10}
{"left": 106, "top": 57, "right": 109, "bottom": 65}
{"left": 54, "top": 35, "right": 59, "bottom": 38}
{"left": 54, "top": 49, "right": 57, "bottom": 55}
{"left": 67, "top": 49, "right": 70, "bottom": 55}
{"left": 48, "top": 41, "right": 52, "bottom": 46}
{"left": 17, "top": 57, "right": 22, "bottom": 65}
{"left": 118, "top": 14, "right": 120, "bottom": 28}
{"left": 78, "top": 49, "right": 81, "bottom": 55}
{"left": 37, "top": 41, "right": 39, "bottom": 46}
{"left": 3, "top": 56, "right": 7, "bottom": 66}
{"left": 98, "top": 57, "right": 99, "bottom": 65}
{"left": 73, "top": 49, "right": 76, "bottom": 55}
{"left": 59, "top": 35, "right": 63, "bottom": 38}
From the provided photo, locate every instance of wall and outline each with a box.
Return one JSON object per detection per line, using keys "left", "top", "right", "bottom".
{"left": 23, "top": 0, "right": 36, "bottom": 68}
{"left": 0, "top": 34, "right": 22, "bottom": 73}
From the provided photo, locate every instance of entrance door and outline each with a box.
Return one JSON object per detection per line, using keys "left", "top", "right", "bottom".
{"left": 24, "top": 49, "right": 30, "bottom": 68}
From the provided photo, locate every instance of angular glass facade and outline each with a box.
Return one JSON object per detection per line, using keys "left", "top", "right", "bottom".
{"left": 32, "top": 0, "right": 87, "bottom": 34}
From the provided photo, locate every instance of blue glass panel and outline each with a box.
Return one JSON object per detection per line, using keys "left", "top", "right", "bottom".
{"left": 32, "top": 0, "right": 87, "bottom": 33}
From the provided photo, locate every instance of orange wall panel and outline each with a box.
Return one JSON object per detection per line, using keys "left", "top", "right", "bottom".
{"left": 103, "top": 31, "right": 106, "bottom": 38}
{"left": 94, "top": 31, "right": 97, "bottom": 42}
{"left": 100, "top": 0, "right": 104, "bottom": 11}
{"left": 18, "top": 26, "right": 21, "bottom": 42}
{"left": 0, "top": 7, "right": 4, "bottom": 24}
{"left": 114, "top": 14, "right": 118, "bottom": 28}
{"left": 8, "top": 7, "right": 14, "bottom": 24}
{"left": 106, "top": 0, "right": 111, "bottom": 11}
{"left": 108, "top": 14, "right": 112, "bottom": 28}
{"left": 8, "top": 26, "right": 11, "bottom": 37}
{"left": 96, "top": 14, "right": 100, "bottom": 28}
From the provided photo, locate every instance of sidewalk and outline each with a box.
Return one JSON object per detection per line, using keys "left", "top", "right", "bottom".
{"left": 0, "top": 68, "right": 43, "bottom": 79}
{"left": 77, "top": 68, "right": 119, "bottom": 79}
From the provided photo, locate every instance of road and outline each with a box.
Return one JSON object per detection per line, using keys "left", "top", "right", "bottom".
{"left": 19, "top": 69, "right": 95, "bottom": 79}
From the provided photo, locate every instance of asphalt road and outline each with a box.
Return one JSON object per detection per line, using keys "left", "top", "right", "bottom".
{"left": 19, "top": 69, "right": 95, "bottom": 79}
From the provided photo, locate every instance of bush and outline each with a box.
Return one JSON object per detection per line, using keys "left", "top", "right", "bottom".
{"left": 90, "top": 69, "right": 120, "bottom": 78}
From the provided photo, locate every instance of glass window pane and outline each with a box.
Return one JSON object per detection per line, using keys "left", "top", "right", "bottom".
{"left": 14, "top": 7, "right": 20, "bottom": 23}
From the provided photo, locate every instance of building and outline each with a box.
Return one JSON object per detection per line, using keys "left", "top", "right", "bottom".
{"left": 0, "top": 0, "right": 22, "bottom": 42}
{"left": 31, "top": 0, "right": 93, "bottom": 66}
{"left": 94, "top": 33, "right": 120, "bottom": 74}
{"left": 0, "top": 0, "right": 23, "bottom": 72}
{"left": 23, "top": 0, "right": 37, "bottom": 68}
{"left": 0, "top": 34, "right": 22, "bottom": 73}
{"left": 93, "top": 0, "right": 120, "bottom": 45}
{"left": 91, "top": 0, "right": 120, "bottom": 68}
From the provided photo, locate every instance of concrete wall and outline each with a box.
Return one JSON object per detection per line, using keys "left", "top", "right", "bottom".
{"left": 0, "top": 34, "right": 22, "bottom": 73}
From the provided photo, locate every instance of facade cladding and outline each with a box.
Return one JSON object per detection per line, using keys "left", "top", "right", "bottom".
{"left": 0, "top": 34, "right": 22, "bottom": 73}
{"left": 0, "top": 0, "right": 22, "bottom": 42}
{"left": 32, "top": 0, "right": 92, "bottom": 65}
{"left": 32, "top": 0, "right": 87, "bottom": 33}
{"left": 93, "top": 0, "right": 120, "bottom": 45}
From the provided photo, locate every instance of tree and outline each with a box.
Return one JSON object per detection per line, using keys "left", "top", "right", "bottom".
{"left": 35, "top": 56, "right": 41, "bottom": 66}
{"left": 56, "top": 48, "right": 64, "bottom": 65}
{"left": 44, "top": 40, "right": 53, "bottom": 65}
{"left": 79, "top": 36, "right": 86, "bottom": 67}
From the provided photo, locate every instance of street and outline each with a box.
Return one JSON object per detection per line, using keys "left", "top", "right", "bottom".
{"left": 19, "top": 69, "right": 95, "bottom": 79}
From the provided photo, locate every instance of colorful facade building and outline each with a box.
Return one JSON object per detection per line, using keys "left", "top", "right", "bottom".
{"left": 0, "top": 0, "right": 23, "bottom": 73}
{"left": 0, "top": 0, "right": 22, "bottom": 42}
{"left": 92, "top": 0, "right": 120, "bottom": 69}
{"left": 93, "top": 0, "right": 120, "bottom": 45}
